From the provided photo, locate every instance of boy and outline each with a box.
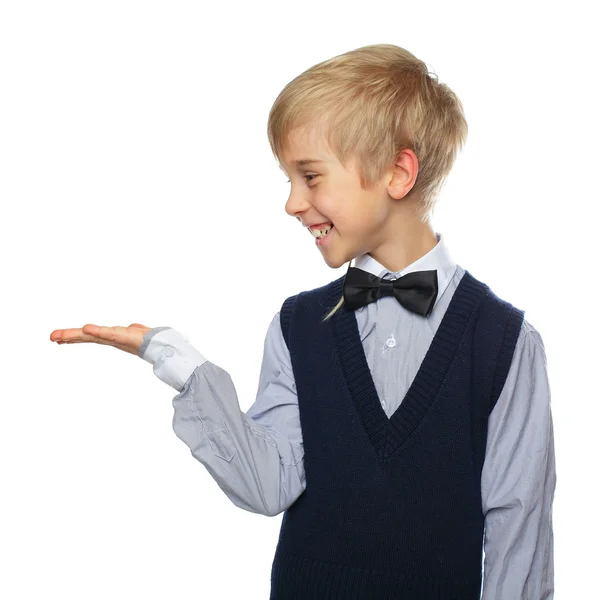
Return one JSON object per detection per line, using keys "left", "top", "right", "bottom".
{"left": 51, "top": 44, "right": 555, "bottom": 599}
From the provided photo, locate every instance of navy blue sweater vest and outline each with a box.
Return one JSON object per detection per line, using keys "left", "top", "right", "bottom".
{"left": 269, "top": 269, "right": 524, "bottom": 600}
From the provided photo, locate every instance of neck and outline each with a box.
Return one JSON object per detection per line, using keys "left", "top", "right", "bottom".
{"left": 367, "top": 213, "right": 438, "bottom": 273}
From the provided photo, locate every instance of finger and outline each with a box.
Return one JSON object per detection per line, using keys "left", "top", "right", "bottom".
{"left": 82, "top": 324, "right": 144, "bottom": 353}
{"left": 55, "top": 333, "right": 115, "bottom": 346}
{"left": 82, "top": 324, "right": 132, "bottom": 344}
{"left": 50, "top": 328, "right": 90, "bottom": 342}
{"left": 52, "top": 325, "right": 129, "bottom": 346}
{"left": 51, "top": 328, "right": 108, "bottom": 343}
{"left": 57, "top": 337, "right": 137, "bottom": 355}
{"left": 128, "top": 323, "right": 149, "bottom": 329}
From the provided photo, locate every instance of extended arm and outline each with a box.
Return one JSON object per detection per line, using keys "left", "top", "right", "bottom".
{"left": 138, "top": 313, "right": 305, "bottom": 517}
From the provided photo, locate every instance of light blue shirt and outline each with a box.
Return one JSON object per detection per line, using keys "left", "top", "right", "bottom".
{"left": 138, "top": 232, "right": 556, "bottom": 600}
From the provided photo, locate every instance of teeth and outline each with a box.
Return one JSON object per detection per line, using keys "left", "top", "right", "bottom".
{"left": 310, "top": 225, "right": 333, "bottom": 239}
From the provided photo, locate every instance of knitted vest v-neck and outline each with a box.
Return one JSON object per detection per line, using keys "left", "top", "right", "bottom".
{"left": 269, "top": 269, "right": 524, "bottom": 600}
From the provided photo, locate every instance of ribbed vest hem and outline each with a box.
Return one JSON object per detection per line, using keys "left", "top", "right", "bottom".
{"left": 270, "top": 547, "right": 482, "bottom": 600}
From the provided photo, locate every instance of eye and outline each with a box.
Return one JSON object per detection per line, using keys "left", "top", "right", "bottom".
{"left": 286, "top": 175, "right": 318, "bottom": 183}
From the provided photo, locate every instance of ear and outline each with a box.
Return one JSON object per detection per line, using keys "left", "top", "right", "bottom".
{"left": 386, "top": 148, "right": 419, "bottom": 199}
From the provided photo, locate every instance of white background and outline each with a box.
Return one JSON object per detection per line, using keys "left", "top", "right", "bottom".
{"left": 1, "top": 1, "right": 597, "bottom": 598}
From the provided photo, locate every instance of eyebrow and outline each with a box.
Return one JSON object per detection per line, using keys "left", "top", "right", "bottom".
{"left": 293, "top": 159, "right": 325, "bottom": 167}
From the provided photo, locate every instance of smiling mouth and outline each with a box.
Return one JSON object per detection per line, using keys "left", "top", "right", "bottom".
{"left": 310, "top": 224, "right": 334, "bottom": 239}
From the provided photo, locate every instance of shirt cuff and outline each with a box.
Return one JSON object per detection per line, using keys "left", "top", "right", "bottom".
{"left": 138, "top": 327, "right": 208, "bottom": 392}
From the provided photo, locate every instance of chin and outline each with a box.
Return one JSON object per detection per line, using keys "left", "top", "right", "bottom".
{"left": 322, "top": 254, "right": 347, "bottom": 270}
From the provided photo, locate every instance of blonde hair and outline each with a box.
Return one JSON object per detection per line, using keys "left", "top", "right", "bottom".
{"left": 266, "top": 43, "right": 468, "bottom": 322}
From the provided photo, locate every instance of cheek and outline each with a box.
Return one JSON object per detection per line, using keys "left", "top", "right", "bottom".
{"left": 357, "top": 193, "right": 386, "bottom": 223}
{"left": 314, "top": 190, "right": 340, "bottom": 220}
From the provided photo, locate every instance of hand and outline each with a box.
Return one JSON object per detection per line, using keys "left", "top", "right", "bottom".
{"left": 49, "top": 323, "right": 152, "bottom": 356}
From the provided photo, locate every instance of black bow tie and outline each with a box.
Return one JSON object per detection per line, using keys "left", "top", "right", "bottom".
{"left": 342, "top": 266, "right": 439, "bottom": 316}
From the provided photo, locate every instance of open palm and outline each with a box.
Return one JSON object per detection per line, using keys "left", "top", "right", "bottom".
{"left": 49, "top": 323, "right": 152, "bottom": 355}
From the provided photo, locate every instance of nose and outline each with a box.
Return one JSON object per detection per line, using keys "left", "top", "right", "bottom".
{"left": 284, "top": 188, "right": 311, "bottom": 222}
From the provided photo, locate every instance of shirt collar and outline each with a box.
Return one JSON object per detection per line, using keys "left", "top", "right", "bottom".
{"left": 352, "top": 232, "right": 457, "bottom": 310}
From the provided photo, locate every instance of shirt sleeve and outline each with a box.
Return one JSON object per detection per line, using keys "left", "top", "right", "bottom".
{"left": 137, "top": 315, "right": 305, "bottom": 517}
{"left": 480, "top": 319, "right": 556, "bottom": 600}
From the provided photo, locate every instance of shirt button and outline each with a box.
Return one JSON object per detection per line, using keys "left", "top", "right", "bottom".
{"left": 163, "top": 348, "right": 175, "bottom": 357}
{"left": 386, "top": 337, "right": 396, "bottom": 348}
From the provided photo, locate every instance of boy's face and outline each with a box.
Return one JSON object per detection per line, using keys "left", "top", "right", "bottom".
{"left": 279, "top": 125, "right": 410, "bottom": 269}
